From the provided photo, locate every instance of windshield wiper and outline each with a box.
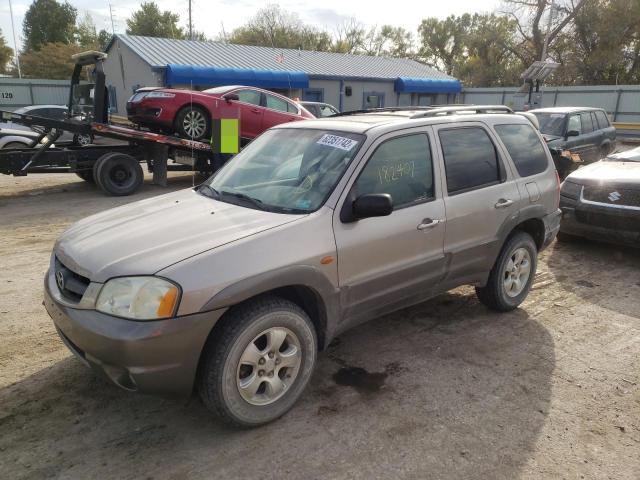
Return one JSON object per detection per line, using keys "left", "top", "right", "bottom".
{"left": 196, "top": 184, "right": 220, "bottom": 199}
{"left": 220, "top": 190, "right": 268, "bottom": 210}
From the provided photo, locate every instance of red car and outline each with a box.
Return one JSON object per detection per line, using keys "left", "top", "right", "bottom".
{"left": 126, "top": 85, "right": 314, "bottom": 143}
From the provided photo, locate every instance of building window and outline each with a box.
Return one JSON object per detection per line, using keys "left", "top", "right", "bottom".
{"left": 398, "top": 93, "right": 412, "bottom": 107}
{"left": 418, "top": 95, "right": 434, "bottom": 106}
{"left": 303, "top": 89, "right": 324, "bottom": 102}
{"left": 107, "top": 85, "right": 117, "bottom": 113}
{"left": 363, "top": 92, "right": 385, "bottom": 109}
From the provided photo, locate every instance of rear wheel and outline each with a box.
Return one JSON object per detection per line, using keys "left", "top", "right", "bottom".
{"left": 476, "top": 231, "right": 538, "bottom": 312}
{"left": 73, "top": 133, "right": 94, "bottom": 146}
{"left": 600, "top": 144, "right": 610, "bottom": 159}
{"left": 93, "top": 152, "right": 143, "bottom": 196}
{"left": 198, "top": 296, "right": 317, "bottom": 427}
{"left": 175, "top": 106, "right": 210, "bottom": 141}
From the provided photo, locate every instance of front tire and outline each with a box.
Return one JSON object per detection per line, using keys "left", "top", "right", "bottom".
{"left": 198, "top": 296, "right": 317, "bottom": 428}
{"left": 476, "top": 231, "right": 538, "bottom": 312}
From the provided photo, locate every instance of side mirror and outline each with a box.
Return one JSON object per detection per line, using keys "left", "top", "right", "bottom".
{"left": 349, "top": 194, "right": 393, "bottom": 221}
{"left": 223, "top": 93, "right": 239, "bottom": 102}
{"left": 566, "top": 129, "right": 580, "bottom": 138}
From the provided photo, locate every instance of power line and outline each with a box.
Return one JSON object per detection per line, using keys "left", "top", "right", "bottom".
{"left": 8, "top": 0, "right": 21, "bottom": 78}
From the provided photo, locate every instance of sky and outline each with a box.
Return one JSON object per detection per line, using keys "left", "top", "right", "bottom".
{"left": 1, "top": 0, "right": 500, "bottom": 54}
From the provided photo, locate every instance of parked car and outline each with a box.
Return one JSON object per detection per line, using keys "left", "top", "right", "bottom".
{"left": 44, "top": 107, "right": 561, "bottom": 427}
{"left": 1, "top": 105, "right": 94, "bottom": 146}
{"left": 126, "top": 85, "right": 315, "bottom": 143}
{"left": 558, "top": 146, "right": 640, "bottom": 247}
{"left": 529, "top": 107, "right": 616, "bottom": 177}
{"left": 298, "top": 101, "right": 339, "bottom": 117}
{"left": 0, "top": 126, "right": 41, "bottom": 149}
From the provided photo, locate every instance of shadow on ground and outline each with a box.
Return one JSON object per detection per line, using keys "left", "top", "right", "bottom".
{"left": 0, "top": 291, "right": 555, "bottom": 480}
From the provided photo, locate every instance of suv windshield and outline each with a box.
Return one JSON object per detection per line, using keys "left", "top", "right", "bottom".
{"left": 204, "top": 128, "right": 364, "bottom": 213}
{"left": 533, "top": 113, "right": 566, "bottom": 137}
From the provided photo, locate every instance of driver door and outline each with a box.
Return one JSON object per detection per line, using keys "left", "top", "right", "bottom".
{"left": 333, "top": 129, "right": 447, "bottom": 328}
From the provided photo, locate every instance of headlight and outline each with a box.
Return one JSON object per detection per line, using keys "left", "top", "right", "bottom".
{"left": 560, "top": 180, "right": 582, "bottom": 199}
{"left": 96, "top": 277, "right": 180, "bottom": 320}
{"left": 146, "top": 91, "right": 175, "bottom": 99}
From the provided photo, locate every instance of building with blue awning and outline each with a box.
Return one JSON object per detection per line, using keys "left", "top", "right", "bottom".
{"left": 103, "top": 35, "right": 461, "bottom": 115}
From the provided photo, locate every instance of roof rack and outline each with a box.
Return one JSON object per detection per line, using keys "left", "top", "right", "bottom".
{"left": 332, "top": 106, "right": 436, "bottom": 117}
{"left": 409, "top": 105, "right": 514, "bottom": 119}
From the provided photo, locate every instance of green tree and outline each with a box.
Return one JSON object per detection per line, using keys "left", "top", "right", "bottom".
{"left": 0, "top": 29, "right": 14, "bottom": 74}
{"left": 97, "top": 30, "right": 113, "bottom": 50}
{"left": 19, "top": 42, "right": 82, "bottom": 78}
{"left": 126, "top": 2, "right": 184, "bottom": 39}
{"left": 418, "top": 15, "right": 471, "bottom": 76}
{"left": 22, "top": 0, "right": 77, "bottom": 51}
{"left": 76, "top": 12, "right": 99, "bottom": 48}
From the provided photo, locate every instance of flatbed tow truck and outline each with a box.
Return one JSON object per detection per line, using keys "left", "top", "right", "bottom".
{"left": 0, "top": 51, "right": 226, "bottom": 196}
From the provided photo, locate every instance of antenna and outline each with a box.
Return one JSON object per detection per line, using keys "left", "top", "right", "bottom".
{"left": 188, "top": 0, "right": 193, "bottom": 40}
{"left": 109, "top": 3, "right": 116, "bottom": 34}
{"left": 8, "top": 0, "right": 21, "bottom": 78}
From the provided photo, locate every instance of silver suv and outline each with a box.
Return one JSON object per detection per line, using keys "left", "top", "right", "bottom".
{"left": 44, "top": 106, "right": 561, "bottom": 427}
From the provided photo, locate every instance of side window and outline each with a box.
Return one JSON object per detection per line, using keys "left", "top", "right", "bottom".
{"left": 319, "top": 105, "right": 337, "bottom": 117}
{"left": 567, "top": 114, "right": 582, "bottom": 134}
{"left": 439, "top": 127, "right": 502, "bottom": 195}
{"left": 581, "top": 112, "right": 594, "bottom": 133}
{"left": 286, "top": 101, "right": 299, "bottom": 114}
{"left": 495, "top": 124, "right": 548, "bottom": 177}
{"left": 265, "top": 94, "right": 289, "bottom": 113}
{"left": 595, "top": 110, "right": 610, "bottom": 128}
{"left": 354, "top": 134, "right": 434, "bottom": 209}
{"left": 235, "top": 89, "right": 262, "bottom": 106}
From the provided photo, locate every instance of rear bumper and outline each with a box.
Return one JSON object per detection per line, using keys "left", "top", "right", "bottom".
{"left": 44, "top": 269, "right": 226, "bottom": 398}
{"left": 542, "top": 208, "right": 562, "bottom": 249}
{"left": 559, "top": 195, "right": 640, "bottom": 247}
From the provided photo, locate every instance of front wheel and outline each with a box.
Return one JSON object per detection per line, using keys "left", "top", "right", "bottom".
{"left": 198, "top": 296, "right": 317, "bottom": 427}
{"left": 175, "top": 106, "right": 210, "bottom": 141}
{"left": 476, "top": 231, "right": 538, "bottom": 312}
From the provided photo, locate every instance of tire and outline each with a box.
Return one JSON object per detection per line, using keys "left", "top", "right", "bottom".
{"left": 2, "top": 142, "right": 28, "bottom": 149}
{"left": 475, "top": 231, "right": 538, "bottom": 312}
{"left": 93, "top": 152, "right": 143, "bottom": 196}
{"left": 198, "top": 296, "right": 317, "bottom": 428}
{"left": 75, "top": 170, "right": 95, "bottom": 183}
{"left": 175, "top": 106, "right": 210, "bottom": 141}
{"left": 600, "top": 144, "right": 610, "bottom": 159}
{"left": 73, "top": 133, "right": 94, "bottom": 146}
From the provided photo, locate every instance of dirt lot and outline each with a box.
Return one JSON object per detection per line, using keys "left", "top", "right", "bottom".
{"left": 0, "top": 172, "right": 639, "bottom": 480}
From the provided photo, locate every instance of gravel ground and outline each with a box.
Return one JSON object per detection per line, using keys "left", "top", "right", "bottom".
{"left": 0, "top": 172, "right": 639, "bottom": 480}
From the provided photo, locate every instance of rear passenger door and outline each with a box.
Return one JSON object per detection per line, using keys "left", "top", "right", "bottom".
{"left": 578, "top": 111, "right": 601, "bottom": 163}
{"left": 232, "top": 89, "right": 264, "bottom": 140}
{"left": 434, "top": 123, "right": 521, "bottom": 285}
{"left": 261, "top": 93, "right": 300, "bottom": 131}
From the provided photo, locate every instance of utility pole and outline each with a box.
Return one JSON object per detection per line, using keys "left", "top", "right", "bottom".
{"left": 109, "top": 3, "right": 116, "bottom": 35}
{"left": 188, "top": 0, "right": 193, "bottom": 40}
{"left": 540, "top": 0, "right": 556, "bottom": 61}
{"left": 8, "top": 0, "right": 21, "bottom": 78}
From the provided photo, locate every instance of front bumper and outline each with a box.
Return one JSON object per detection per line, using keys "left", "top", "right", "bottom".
{"left": 560, "top": 195, "right": 640, "bottom": 247}
{"left": 44, "top": 269, "right": 226, "bottom": 398}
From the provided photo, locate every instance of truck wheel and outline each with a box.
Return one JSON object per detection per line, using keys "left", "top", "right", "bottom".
{"left": 475, "top": 231, "right": 538, "bottom": 312}
{"left": 175, "top": 106, "right": 210, "bottom": 141}
{"left": 198, "top": 296, "right": 317, "bottom": 428}
{"left": 94, "top": 152, "right": 143, "bottom": 196}
{"left": 73, "top": 133, "right": 94, "bottom": 146}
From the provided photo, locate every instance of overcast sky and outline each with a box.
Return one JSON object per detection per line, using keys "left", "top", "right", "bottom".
{"left": 1, "top": 0, "right": 500, "bottom": 53}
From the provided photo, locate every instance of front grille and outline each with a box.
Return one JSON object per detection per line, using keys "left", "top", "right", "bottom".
{"left": 54, "top": 257, "right": 90, "bottom": 302}
{"left": 575, "top": 210, "right": 640, "bottom": 232}
{"left": 582, "top": 185, "right": 640, "bottom": 207}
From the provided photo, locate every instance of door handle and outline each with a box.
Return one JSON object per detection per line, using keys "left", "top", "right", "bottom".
{"left": 251, "top": 108, "right": 260, "bottom": 113}
{"left": 417, "top": 218, "right": 442, "bottom": 230}
{"left": 494, "top": 198, "right": 514, "bottom": 209}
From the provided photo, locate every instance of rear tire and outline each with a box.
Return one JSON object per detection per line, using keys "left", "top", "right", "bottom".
{"left": 93, "top": 152, "right": 143, "bottom": 196}
{"left": 198, "top": 296, "right": 317, "bottom": 428}
{"left": 476, "top": 231, "right": 538, "bottom": 312}
{"left": 73, "top": 133, "right": 94, "bottom": 146}
{"left": 175, "top": 106, "right": 210, "bottom": 141}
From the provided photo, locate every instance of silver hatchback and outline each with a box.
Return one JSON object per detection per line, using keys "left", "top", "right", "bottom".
{"left": 45, "top": 106, "right": 561, "bottom": 427}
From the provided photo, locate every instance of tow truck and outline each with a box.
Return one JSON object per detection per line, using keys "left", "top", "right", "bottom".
{"left": 0, "top": 51, "right": 226, "bottom": 196}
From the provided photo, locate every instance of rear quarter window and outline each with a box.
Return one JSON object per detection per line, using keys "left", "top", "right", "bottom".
{"left": 494, "top": 124, "right": 549, "bottom": 177}
{"left": 595, "top": 110, "right": 610, "bottom": 128}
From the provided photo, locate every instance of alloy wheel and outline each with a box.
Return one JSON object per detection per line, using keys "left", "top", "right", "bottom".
{"left": 503, "top": 247, "right": 532, "bottom": 298}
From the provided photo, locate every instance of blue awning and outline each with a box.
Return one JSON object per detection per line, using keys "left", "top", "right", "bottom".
{"left": 394, "top": 77, "right": 462, "bottom": 94}
{"left": 165, "top": 64, "right": 309, "bottom": 89}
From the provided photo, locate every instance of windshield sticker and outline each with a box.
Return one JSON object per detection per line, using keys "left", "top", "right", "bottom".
{"left": 550, "top": 114, "right": 565, "bottom": 118}
{"left": 295, "top": 199, "right": 312, "bottom": 209}
{"left": 316, "top": 134, "right": 358, "bottom": 151}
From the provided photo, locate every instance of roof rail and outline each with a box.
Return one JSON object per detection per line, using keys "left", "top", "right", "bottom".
{"left": 332, "top": 106, "right": 436, "bottom": 117}
{"left": 409, "top": 105, "right": 514, "bottom": 119}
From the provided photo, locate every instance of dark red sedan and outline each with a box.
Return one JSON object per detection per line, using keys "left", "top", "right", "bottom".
{"left": 126, "top": 85, "right": 315, "bottom": 142}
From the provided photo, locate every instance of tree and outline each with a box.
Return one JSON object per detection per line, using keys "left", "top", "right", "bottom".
{"left": 19, "top": 42, "right": 83, "bottom": 79}
{"left": 332, "top": 19, "right": 366, "bottom": 54}
{"left": 418, "top": 15, "right": 471, "bottom": 76}
{"left": 76, "top": 12, "right": 99, "bottom": 48}
{"left": 97, "top": 30, "right": 113, "bottom": 50}
{"left": 22, "top": 0, "right": 77, "bottom": 51}
{"left": 228, "top": 5, "right": 332, "bottom": 51}
{"left": 126, "top": 2, "right": 184, "bottom": 39}
{"left": 0, "top": 29, "right": 14, "bottom": 75}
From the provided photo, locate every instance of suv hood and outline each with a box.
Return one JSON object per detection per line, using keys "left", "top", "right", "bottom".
{"left": 55, "top": 189, "right": 302, "bottom": 283}
{"left": 567, "top": 160, "right": 640, "bottom": 184}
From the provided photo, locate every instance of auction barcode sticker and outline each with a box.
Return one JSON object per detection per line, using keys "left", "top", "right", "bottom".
{"left": 316, "top": 134, "right": 358, "bottom": 151}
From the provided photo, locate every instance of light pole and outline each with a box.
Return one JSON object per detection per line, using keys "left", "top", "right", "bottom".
{"left": 8, "top": 0, "right": 21, "bottom": 78}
